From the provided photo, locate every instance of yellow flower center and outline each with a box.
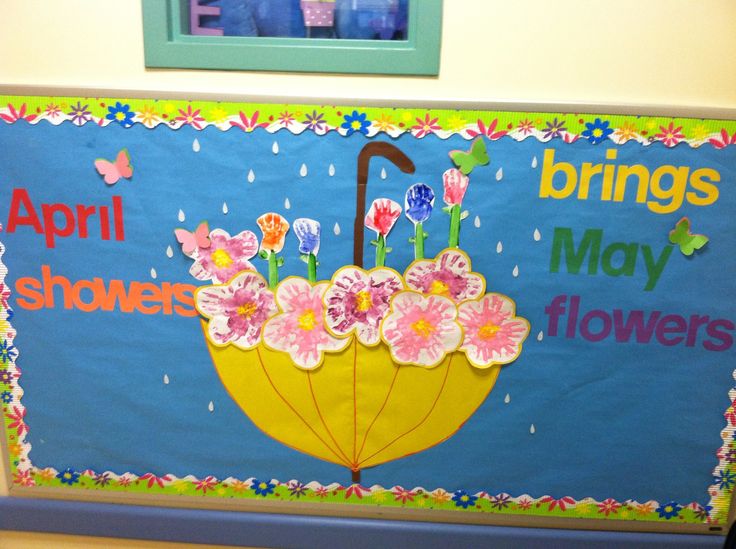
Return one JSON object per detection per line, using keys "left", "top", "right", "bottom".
{"left": 478, "top": 322, "right": 500, "bottom": 340}
{"left": 352, "top": 120, "right": 362, "bottom": 130}
{"left": 355, "top": 291, "right": 373, "bottom": 312}
{"left": 298, "top": 309, "right": 316, "bottom": 331}
{"left": 237, "top": 302, "right": 257, "bottom": 318}
{"left": 411, "top": 318, "right": 435, "bottom": 338}
{"left": 212, "top": 249, "right": 233, "bottom": 268}
{"left": 593, "top": 128, "right": 602, "bottom": 137}
{"left": 429, "top": 279, "right": 449, "bottom": 295}
{"left": 259, "top": 482, "right": 267, "bottom": 489}
{"left": 115, "top": 112, "right": 125, "bottom": 121}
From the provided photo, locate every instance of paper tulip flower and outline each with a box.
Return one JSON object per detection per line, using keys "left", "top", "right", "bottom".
{"left": 293, "top": 218, "right": 321, "bottom": 282}
{"left": 257, "top": 213, "right": 290, "bottom": 288}
{"left": 442, "top": 169, "right": 470, "bottom": 248}
{"left": 364, "top": 198, "right": 401, "bottom": 267}
{"left": 405, "top": 183, "right": 435, "bottom": 259}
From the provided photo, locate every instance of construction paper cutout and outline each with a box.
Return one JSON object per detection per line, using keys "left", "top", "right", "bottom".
{"left": 457, "top": 294, "right": 530, "bottom": 369}
{"left": 94, "top": 149, "right": 132, "bottom": 185}
{"left": 174, "top": 221, "right": 211, "bottom": 257}
{"left": 262, "top": 277, "right": 350, "bottom": 369}
{"left": 404, "top": 248, "right": 485, "bottom": 303}
{"left": 364, "top": 198, "right": 401, "bottom": 267}
{"left": 187, "top": 229, "right": 259, "bottom": 283}
{"left": 380, "top": 291, "right": 463, "bottom": 368}
{"left": 257, "top": 213, "right": 290, "bottom": 288}
{"left": 404, "top": 183, "right": 435, "bottom": 260}
{"left": 442, "top": 168, "right": 470, "bottom": 248}
{"left": 669, "top": 217, "right": 709, "bottom": 256}
{"left": 449, "top": 137, "right": 489, "bottom": 175}
{"left": 293, "top": 218, "right": 320, "bottom": 282}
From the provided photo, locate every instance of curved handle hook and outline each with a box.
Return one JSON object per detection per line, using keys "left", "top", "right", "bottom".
{"left": 353, "top": 142, "right": 416, "bottom": 267}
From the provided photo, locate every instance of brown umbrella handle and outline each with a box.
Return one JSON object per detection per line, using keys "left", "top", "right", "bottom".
{"left": 353, "top": 142, "right": 416, "bottom": 267}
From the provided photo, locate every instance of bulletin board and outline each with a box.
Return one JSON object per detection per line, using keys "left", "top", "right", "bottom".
{"left": 1, "top": 94, "right": 735, "bottom": 535}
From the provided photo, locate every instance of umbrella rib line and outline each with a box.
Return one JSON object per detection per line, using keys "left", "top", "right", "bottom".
{"left": 307, "top": 371, "right": 353, "bottom": 466}
{"left": 355, "top": 367, "right": 400, "bottom": 463}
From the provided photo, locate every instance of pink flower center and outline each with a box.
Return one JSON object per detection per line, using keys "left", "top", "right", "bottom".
{"left": 297, "top": 309, "right": 317, "bottom": 331}
{"left": 237, "top": 301, "right": 258, "bottom": 318}
{"left": 478, "top": 322, "right": 500, "bottom": 340}
{"left": 411, "top": 318, "right": 435, "bottom": 338}
{"left": 212, "top": 249, "right": 233, "bottom": 268}
{"left": 354, "top": 291, "right": 373, "bottom": 312}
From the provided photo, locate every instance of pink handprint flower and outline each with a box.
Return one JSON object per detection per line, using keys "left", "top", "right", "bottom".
{"left": 405, "top": 248, "right": 484, "bottom": 303}
{"left": 380, "top": 291, "right": 462, "bottom": 367}
{"left": 195, "top": 271, "right": 277, "bottom": 349}
{"left": 263, "top": 278, "right": 350, "bottom": 369}
{"left": 457, "top": 294, "right": 530, "bottom": 368}
{"left": 323, "top": 266, "right": 404, "bottom": 345}
{"left": 442, "top": 168, "right": 469, "bottom": 206}
{"left": 190, "top": 229, "right": 259, "bottom": 283}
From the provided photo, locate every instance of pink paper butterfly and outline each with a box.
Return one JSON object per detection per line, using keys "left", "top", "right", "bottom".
{"left": 95, "top": 149, "right": 133, "bottom": 185}
{"left": 174, "top": 221, "right": 211, "bottom": 255}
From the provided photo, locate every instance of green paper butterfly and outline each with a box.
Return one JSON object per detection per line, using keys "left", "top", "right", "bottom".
{"left": 449, "top": 137, "right": 489, "bottom": 175}
{"left": 669, "top": 217, "right": 708, "bottom": 256}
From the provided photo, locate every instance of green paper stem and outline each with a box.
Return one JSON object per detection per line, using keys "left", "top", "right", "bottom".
{"left": 268, "top": 252, "right": 279, "bottom": 289}
{"left": 376, "top": 234, "right": 387, "bottom": 267}
{"left": 414, "top": 222, "right": 425, "bottom": 260}
{"left": 307, "top": 253, "right": 317, "bottom": 283}
{"left": 449, "top": 204, "right": 461, "bottom": 248}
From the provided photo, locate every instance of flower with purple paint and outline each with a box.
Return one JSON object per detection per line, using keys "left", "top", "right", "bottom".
{"left": 303, "top": 110, "right": 327, "bottom": 132}
{"left": 542, "top": 117, "right": 567, "bottom": 139}
{"left": 404, "top": 183, "right": 435, "bottom": 224}
{"left": 68, "top": 102, "right": 91, "bottom": 126}
{"left": 405, "top": 249, "right": 484, "bottom": 303}
{"left": 293, "top": 218, "right": 321, "bottom": 255}
{"left": 190, "top": 229, "right": 259, "bottom": 284}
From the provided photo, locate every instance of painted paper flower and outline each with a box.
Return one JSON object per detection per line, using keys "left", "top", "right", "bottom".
{"left": 195, "top": 271, "right": 277, "bottom": 349}
{"left": 655, "top": 122, "right": 685, "bottom": 147}
{"left": 581, "top": 118, "right": 613, "bottom": 145}
{"left": 364, "top": 198, "right": 401, "bottom": 237}
{"left": 257, "top": 213, "right": 290, "bottom": 253}
{"left": 405, "top": 249, "right": 484, "bottom": 303}
{"left": 404, "top": 183, "right": 435, "bottom": 224}
{"left": 293, "top": 218, "right": 321, "bottom": 255}
{"left": 380, "top": 291, "right": 462, "bottom": 367}
{"left": 442, "top": 168, "right": 470, "bottom": 206}
{"left": 263, "top": 278, "right": 349, "bottom": 369}
{"left": 457, "top": 294, "right": 530, "bottom": 368}
{"left": 341, "top": 110, "right": 370, "bottom": 136}
{"left": 105, "top": 102, "right": 134, "bottom": 127}
{"left": 190, "top": 229, "right": 259, "bottom": 283}
{"left": 324, "top": 266, "right": 404, "bottom": 345}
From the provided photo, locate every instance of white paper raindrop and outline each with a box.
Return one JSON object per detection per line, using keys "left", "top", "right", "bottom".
{"left": 329, "top": 164, "right": 336, "bottom": 177}
{"left": 300, "top": 163, "right": 308, "bottom": 177}
{"left": 272, "top": 141, "right": 279, "bottom": 155}
{"left": 380, "top": 167, "right": 387, "bottom": 180}
{"left": 474, "top": 215, "right": 481, "bottom": 228}
{"left": 533, "top": 228, "right": 541, "bottom": 241}
{"left": 496, "top": 241, "right": 503, "bottom": 254}
{"left": 333, "top": 222, "right": 341, "bottom": 236}
{"left": 163, "top": 374, "right": 170, "bottom": 385}
{"left": 284, "top": 198, "right": 291, "bottom": 210}
{"left": 178, "top": 209, "right": 185, "bottom": 222}
{"left": 192, "top": 138, "right": 200, "bottom": 152}
{"left": 166, "top": 246, "right": 173, "bottom": 258}
{"left": 530, "top": 424, "right": 536, "bottom": 434}
{"left": 496, "top": 167, "right": 504, "bottom": 181}
{"left": 222, "top": 202, "right": 229, "bottom": 214}
{"left": 504, "top": 393, "right": 511, "bottom": 404}
{"left": 537, "top": 331, "right": 544, "bottom": 341}
{"left": 532, "top": 156, "right": 538, "bottom": 168}
{"left": 512, "top": 265, "right": 519, "bottom": 277}
{"left": 208, "top": 401, "right": 215, "bottom": 412}
{"left": 150, "top": 268, "right": 157, "bottom": 279}
{"left": 247, "top": 169, "right": 256, "bottom": 183}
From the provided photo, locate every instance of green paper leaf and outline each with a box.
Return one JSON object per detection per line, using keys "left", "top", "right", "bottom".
{"left": 448, "top": 137, "right": 489, "bottom": 175}
{"left": 442, "top": 206, "right": 452, "bottom": 215}
{"left": 276, "top": 257, "right": 285, "bottom": 267}
{"left": 258, "top": 250, "right": 269, "bottom": 260}
{"left": 385, "top": 247, "right": 393, "bottom": 253}
{"left": 299, "top": 254, "right": 309, "bottom": 264}
{"left": 408, "top": 237, "right": 416, "bottom": 243}
{"left": 460, "top": 210, "right": 470, "bottom": 220}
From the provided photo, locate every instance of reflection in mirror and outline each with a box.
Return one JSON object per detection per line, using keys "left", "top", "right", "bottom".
{"left": 190, "top": 0, "right": 409, "bottom": 40}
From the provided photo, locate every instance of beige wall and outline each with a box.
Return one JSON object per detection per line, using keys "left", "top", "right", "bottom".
{"left": 1, "top": 0, "right": 735, "bottom": 546}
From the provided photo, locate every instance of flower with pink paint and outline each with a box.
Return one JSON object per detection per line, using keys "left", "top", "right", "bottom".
{"left": 457, "top": 294, "right": 529, "bottom": 368}
{"left": 405, "top": 248, "right": 485, "bottom": 303}
{"left": 323, "top": 266, "right": 404, "bottom": 345}
{"left": 380, "top": 291, "right": 462, "bottom": 367}
{"left": 195, "top": 271, "right": 277, "bottom": 349}
{"left": 442, "top": 168, "right": 469, "bottom": 206}
{"left": 364, "top": 198, "right": 401, "bottom": 237}
{"left": 190, "top": 229, "right": 259, "bottom": 283}
{"left": 263, "top": 278, "right": 350, "bottom": 369}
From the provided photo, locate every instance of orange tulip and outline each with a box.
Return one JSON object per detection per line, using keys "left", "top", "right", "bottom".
{"left": 256, "top": 213, "right": 290, "bottom": 253}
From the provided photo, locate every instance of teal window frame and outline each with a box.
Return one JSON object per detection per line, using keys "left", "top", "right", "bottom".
{"left": 142, "top": 0, "right": 442, "bottom": 75}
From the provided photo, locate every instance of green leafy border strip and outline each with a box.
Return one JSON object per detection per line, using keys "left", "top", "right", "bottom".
{"left": 1, "top": 95, "right": 735, "bottom": 527}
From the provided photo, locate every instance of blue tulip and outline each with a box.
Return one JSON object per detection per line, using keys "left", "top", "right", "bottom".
{"left": 404, "top": 183, "right": 435, "bottom": 224}
{"left": 293, "top": 218, "right": 321, "bottom": 255}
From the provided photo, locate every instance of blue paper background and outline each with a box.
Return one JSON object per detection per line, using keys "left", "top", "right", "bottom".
{"left": 1, "top": 120, "right": 734, "bottom": 503}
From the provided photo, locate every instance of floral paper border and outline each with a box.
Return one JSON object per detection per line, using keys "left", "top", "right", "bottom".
{"left": 1, "top": 95, "right": 735, "bottom": 527}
